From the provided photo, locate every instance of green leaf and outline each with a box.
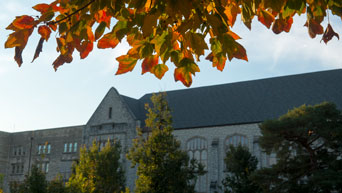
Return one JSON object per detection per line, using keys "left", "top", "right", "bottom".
{"left": 210, "top": 38, "right": 222, "bottom": 55}
{"left": 174, "top": 58, "right": 200, "bottom": 87}
{"left": 59, "top": 22, "right": 68, "bottom": 35}
{"left": 95, "top": 22, "right": 106, "bottom": 40}
{"left": 184, "top": 32, "right": 208, "bottom": 59}
{"left": 151, "top": 63, "right": 169, "bottom": 79}
{"left": 151, "top": 31, "right": 169, "bottom": 55}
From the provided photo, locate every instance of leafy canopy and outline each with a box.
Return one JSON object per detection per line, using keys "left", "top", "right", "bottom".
{"left": 67, "top": 140, "right": 126, "bottom": 193}
{"left": 47, "top": 176, "right": 68, "bottom": 193}
{"left": 5, "top": 0, "right": 341, "bottom": 87}
{"left": 127, "top": 93, "right": 205, "bottom": 193}
{"left": 254, "top": 102, "right": 342, "bottom": 193}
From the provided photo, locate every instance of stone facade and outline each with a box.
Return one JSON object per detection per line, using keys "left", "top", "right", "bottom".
{"left": 0, "top": 126, "right": 83, "bottom": 192}
{"left": 1, "top": 69, "right": 341, "bottom": 193}
{"left": 0, "top": 89, "right": 275, "bottom": 193}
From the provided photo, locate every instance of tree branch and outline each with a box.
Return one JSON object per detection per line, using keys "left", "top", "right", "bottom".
{"left": 47, "top": 0, "right": 96, "bottom": 25}
{"left": 307, "top": 135, "right": 320, "bottom": 146}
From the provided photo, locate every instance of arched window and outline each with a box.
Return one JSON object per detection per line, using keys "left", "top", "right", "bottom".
{"left": 225, "top": 134, "right": 249, "bottom": 148}
{"left": 187, "top": 137, "right": 208, "bottom": 193}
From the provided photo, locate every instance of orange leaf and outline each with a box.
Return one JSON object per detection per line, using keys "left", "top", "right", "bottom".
{"left": 142, "top": 55, "right": 159, "bottom": 74}
{"left": 284, "top": 17, "right": 293, "bottom": 32}
{"left": 53, "top": 54, "right": 73, "bottom": 71}
{"left": 272, "top": 17, "right": 293, "bottom": 34}
{"left": 224, "top": 3, "right": 240, "bottom": 26}
{"left": 232, "top": 43, "right": 248, "bottom": 61}
{"left": 144, "top": 0, "right": 156, "bottom": 12}
{"left": 87, "top": 27, "right": 95, "bottom": 42}
{"left": 115, "top": 55, "right": 138, "bottom": 75}
{"left": 174, "top": 67, "right": 197, "bottom": 87}
{"left": 6, "top": 23, "right": 20, "bottom": 31}
{"left": 51, "top": 4, "right": 68, "bottom": 14}
{"left": 32, "top": 3, "right": 50, "bottom": 14}
{"left": 257, "top": 9, "right": 275, "bottom": 29}
{"left": 174, "top": 59, "right": 200, "bottom": 87}
{"left": 212, "top": 53, "right": 227, "bottom": 71}
{"left": 174, "top": 67, "right": 191, "bottom": 87}
{"left": 97, "top": 33, "right": 119, "bottom": 49}
{"left": 95, "top": 10, "right": 111, "bottom": 27}
{"left": 151, "top": 63, "right": 168, "bottom": 79}
{"left": 12, "top": 15, "right": 35, "bottom": 29}
{"left": 38, "top": 25, "right": 51, "bottom": 41}
{"left": 49, "top": 23, "right": 57, "bottom": 31}
{"left": 79, "top": 41, "right": 93, "bottom": 59}
{"left": 56, "top": 37, "right": 67, "bottom": 55}
{"left": 142, "top": 14, "right": 159, "bottom": 37}
{"left": 227, "top": 31, "right": 241, "bottom": 40}
{"left": 5, "top": 28, "right": 33, "bottom": 48}
{"left": 304, "top": 19, "right": 323, "bottom": 38}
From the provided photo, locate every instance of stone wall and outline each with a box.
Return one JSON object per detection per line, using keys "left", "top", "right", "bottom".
{"left": 3, "top": 126, "right": 83, "bottom": 192}
{"left": 173, "top": 123, "right": 263, "bottom": 193}
{"left": 84, "top": 88, "right": 139, "bottom": 191}
{"left": 0, "top": 131, "right": 10, "bottom": 191}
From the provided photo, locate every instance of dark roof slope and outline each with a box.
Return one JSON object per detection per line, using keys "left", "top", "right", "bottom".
{"left": 122, "top": 69, "right": 342, "bottom": 129}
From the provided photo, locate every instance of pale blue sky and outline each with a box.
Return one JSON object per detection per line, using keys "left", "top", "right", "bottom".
{"left": 0, "top": 1, "right": 341, "bottom": 132}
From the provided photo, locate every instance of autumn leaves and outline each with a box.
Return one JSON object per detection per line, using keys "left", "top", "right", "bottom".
{"left": 4, "top": 0, "right": 341, "bottom": 87}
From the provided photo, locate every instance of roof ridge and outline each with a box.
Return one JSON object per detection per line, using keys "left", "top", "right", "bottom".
{"left": 138, "top": 68, "right": 342, "bottom": 99}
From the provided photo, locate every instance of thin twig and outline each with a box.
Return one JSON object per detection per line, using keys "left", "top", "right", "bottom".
{"left": 47, "top": 0, "right": 96, "bottom": 25}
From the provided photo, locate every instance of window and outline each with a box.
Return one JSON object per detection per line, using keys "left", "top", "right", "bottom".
{"left": 225, "top": 134, "right": 249, "bottom": 148}
{"left": 45, "top": 162, "right": 49, "bottom": 173}
{"left": 109, "top": 107, "right": 112, "bottom": 119}
{"left": 47, "top": 144, "right": 51, "bottom": 154}
{"left": 38, "top": 145, "right": 42, "bottom": 154}
{"left": 187, "top": 137, "right": 208, "bottom": 193}
{"left": 64, "top": 143, "right": 68, "bottom": 153}
{"left": 12, "top": 164, "right": 15, "bottom": 174}
{"left": 43, "top": 145, "right": 46, "bottom": 154}
{"left": 100, "top": 142, "right": 105, "bottom": 151}
{"left": 11, "top": 163, "right": 24, "bottom": 174}
{"left": 18, "top": 148, "right": 21, "bottom": 156}
{"left": 69, "top": 143, "right": 73, "bottom": 153}
{"left": 74, "top": 142, "right": 77, "bottom": 152}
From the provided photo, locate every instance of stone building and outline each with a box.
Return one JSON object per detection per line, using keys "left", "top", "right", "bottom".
{"left": 0, "top": 69, "right": 341, "bottom": 193}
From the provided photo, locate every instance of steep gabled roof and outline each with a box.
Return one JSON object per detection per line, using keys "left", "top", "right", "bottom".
{"left": 122, "top": 69, "right": 342, "bottom": 129}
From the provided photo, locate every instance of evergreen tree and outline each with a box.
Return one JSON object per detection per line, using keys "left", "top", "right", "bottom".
{"left": 222, "top": 145, "right": 261, "bottom": 193}
{"left": 254, "top": 102, "right": 342, "bottom": 193}
{"left": 67, "top": 141, "right": 125, "bottom": 193}
{"left": 127, "top": 93, "right": 205, "bottom": 193}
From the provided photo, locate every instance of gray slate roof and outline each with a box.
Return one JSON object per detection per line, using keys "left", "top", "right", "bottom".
{"left": 122, "top": 69, "right": 342, "bottom": 129}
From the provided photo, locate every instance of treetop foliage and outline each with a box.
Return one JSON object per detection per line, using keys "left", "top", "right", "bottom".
{"left": 223, "top": 145, "right": 261, "bottom": 193}
{"left": 67, "top": 140, "right": 126, "bottom": 193}
{"left": 127, "top": 93, "right": 205, "bottom": 193}
{"left": 4, "top": 0, "right": 341, "bottom": 87}
{"left": 256, "top": 102, "right": 342, "bottom": 193}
